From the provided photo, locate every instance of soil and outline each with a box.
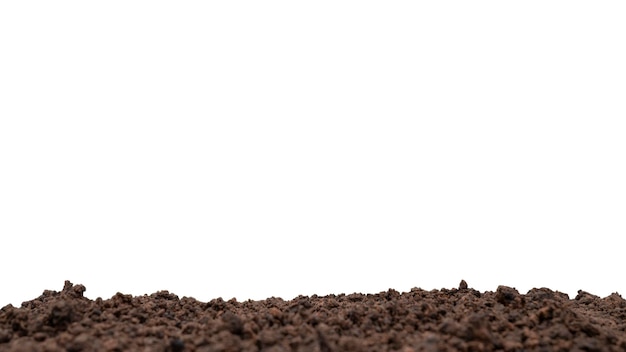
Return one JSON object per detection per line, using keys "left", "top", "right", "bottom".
{"left": 1, "top": 280, "right": 625, "bottom": 351}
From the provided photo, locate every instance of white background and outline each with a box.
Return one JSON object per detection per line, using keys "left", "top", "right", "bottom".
{"left": 1, "top": 1, "right": 624, "bottom": 307}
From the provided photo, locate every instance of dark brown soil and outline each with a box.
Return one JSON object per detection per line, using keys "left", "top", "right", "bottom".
{"left": 1, "top": 281, "right": 625, "bottom": 351}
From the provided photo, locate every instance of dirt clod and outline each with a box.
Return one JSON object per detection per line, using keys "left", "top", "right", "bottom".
{"left": 1, "top": 281, "right": 626, "bottom": 351}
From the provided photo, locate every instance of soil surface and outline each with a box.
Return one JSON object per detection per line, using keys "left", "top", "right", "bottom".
{"left": 1, "top": 281, "right": 625, "bottom": 351}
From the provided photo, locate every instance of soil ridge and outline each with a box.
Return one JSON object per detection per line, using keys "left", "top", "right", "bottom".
{"left": 1, "top": 281, "right": 625, "bottom": 351}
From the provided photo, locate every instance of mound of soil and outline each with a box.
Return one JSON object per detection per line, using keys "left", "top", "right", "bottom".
{"left": 1, "top": 281, "right": 625, "bottom": 351}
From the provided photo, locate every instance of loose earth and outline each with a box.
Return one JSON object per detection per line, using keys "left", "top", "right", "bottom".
{"left": 1, "top": 281, "right": 625, "bottom": 351}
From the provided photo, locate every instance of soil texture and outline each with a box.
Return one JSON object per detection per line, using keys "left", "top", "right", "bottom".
{"left": 1, "top": 281, "right": 625, "bottom": 351}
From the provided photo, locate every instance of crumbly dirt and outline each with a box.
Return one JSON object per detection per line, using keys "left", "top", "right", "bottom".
{"left": 1, "top": 280, "right": 625, "bottom": 351}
